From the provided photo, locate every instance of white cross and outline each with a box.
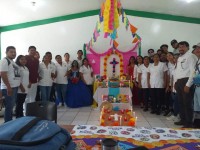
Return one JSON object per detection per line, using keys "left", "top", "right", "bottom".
{"left": 110, "top": 114, "right": 122, "bottom": 121}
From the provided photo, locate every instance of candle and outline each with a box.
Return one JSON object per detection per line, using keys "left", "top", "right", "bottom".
{"left": 120, "top": 116, "right": 122, "bottom": 126}
{"left": 124, "top": 116, "right": 127, "bottom": 121}
{"left": 133, "top": 112, "right": 135, "bottom": 117}
{"left": 135, "top": 116, "right": 137, "bottom": 126}
{"left": 108, "top": 116, "right": 111, "bottom": 121}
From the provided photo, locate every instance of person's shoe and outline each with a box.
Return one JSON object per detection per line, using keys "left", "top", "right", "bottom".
{"left": 143, "top": 108, "right": 148, "bottom": 112}
{"left": 166, "top": 115, "right": 176, "bottom": 121}
{"left": 174, "top": 115, "right": 181, "bottom": 122}
{"left": 163, "top": 110, "right": 171, "bottom": 116}
{"left": 174, "top": 121, "right": 184, "bottom": 126}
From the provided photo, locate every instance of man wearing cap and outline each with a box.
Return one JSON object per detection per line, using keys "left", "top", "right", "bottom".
{"left": 174, "top": 41, "right": 197, "bottom": 128}
{"left": 192, "top": 43, "right": 200, "bottom": 128}
{"left": 171, "top": 39, "right": 179, "bottom": 54}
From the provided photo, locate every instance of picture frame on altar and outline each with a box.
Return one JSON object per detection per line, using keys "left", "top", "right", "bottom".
{"left": 102, "top": 95, "right": 108, "bottom": 101}
{"left": 108, "top": 95, "right": 114, "bottom": 102}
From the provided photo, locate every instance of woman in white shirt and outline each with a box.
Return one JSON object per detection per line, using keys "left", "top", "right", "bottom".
{"left": 134, "top": 55, "right": 144, "bottom": 108}
{"left": 38, "top": 55, "right": 55, "bottom": 101}
{"left": 138, "top": 56, "right": 150, "bottom": 111}
{"left": 80, "top": 58, "right": 94, "bottom": 99}
{"left": 15, "top": 55, "right": 29, "bottom": 118}
{"left": 55, "top": 55, "right": 68, "bottom": 106}
{"left": 147, "top": 54, "right": 168, "bottom": 115}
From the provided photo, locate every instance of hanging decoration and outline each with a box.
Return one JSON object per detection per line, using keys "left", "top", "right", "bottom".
{"left": 86, "top": 0, "right": 141, "bottom": 51}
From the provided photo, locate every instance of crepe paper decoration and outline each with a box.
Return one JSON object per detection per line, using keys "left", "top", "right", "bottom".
{"left": 132, "top": 37, "right": 138, "bottom": 43}
{"left": 110, "top": 39, "right": 113, "bottom": 45}
{"left": 132, "top": 33, "right": 136, "bottom": 38}
{"left": 89, "top": 42, "right": 139, "bottom": 56}
{"left": 130, "top": 24, "right": 138, "bottom": 33}
{"left": 110, "top": 29, "right": 117, "bottom": 40}
{"left": 104, "top": 32, "right": 109, "bottom": 38}
{"left": 113, "top": 40, "right": 119, "bottom": 49}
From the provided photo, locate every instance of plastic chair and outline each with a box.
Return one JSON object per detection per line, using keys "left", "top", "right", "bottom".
{"left": 26, "top": 101, "right": 57, "bottom": 123}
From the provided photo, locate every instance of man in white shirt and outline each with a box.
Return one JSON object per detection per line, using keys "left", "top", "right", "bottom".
{"left": 76, "top": 50, "right": 84, "bottom": 68}
{"left": 45, "top": 52, "right": 56, "bottom": 102}
{"left": 0, "top": 46, "right": 20, "bottom": 122}
{"left": 174, "top": 41, "right": 197, "bottom": 128}
{"left": 55, "top": 55, "right": 68, "bottom": 106}
{"left": 171, "top": 39, "right": 179, "bottom": 54}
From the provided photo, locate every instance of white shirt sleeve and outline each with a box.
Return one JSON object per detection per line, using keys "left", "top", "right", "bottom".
{"left": 163, "top": 63, "right": 168, "bottom": 72}
{"left": 137, "top": 66, "right": 142, "bottom": 73}
{"left": 133, "top": 65, "right": 137, "bottom": 79}
{"left": 79, "top": 66, "right": 84, "bottom": 73}
{"left": 186, "top": 54, "right": 198, "bottom": 87}
{"left": 0, "top": 59, "right": 9, "bottom": 72}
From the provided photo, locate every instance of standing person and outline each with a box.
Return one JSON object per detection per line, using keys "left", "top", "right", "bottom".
{"left": 25, "top": 46, "right": 39, "bottom": 104}
{"left": 160, "top": 44, "right": 168, "bottom": 54}
{"left": 38, "top": 55, "right": 54, "bottom": 101}
{"left": 34, "top": 51, "right": 40, "bottom": 60}
{"left": 77, "top": 50, "right": 84, "bottom": 68}
{"left": 192, "top": 43, "right": 200, "bottom": 128}
{"left": 138, "top": 56, "right": 150, "bottom": 111}
{"left": 64, "top": 53, "right": 72, "bottom": 70}
{"left": 80, "top": 58, "right": 94, "bottom": 100}
{"left": 0, "top": 46, "right": 20, "bottom": 122}
{"left": 171, "top": 39, "right": 179, "bottom": 54}
{"left": 34, "top": 51, "right": 41, "bottom": 101}
{"left": 45, "top": 52, "right": 56, "bottom": 102}
{"left": 167, "top": 54, "right": 180, "bottom": 122}
{"left": 147, "top": 54, "right": 168, "bottom": 115}
{"left": 134, "top": 56, "right": 144, "bottom": 108}
{"left": 174, "top": 41, "right": 197, "bottom": 128}
{"left": 147, "top": 49, "right": 155, "bottom": 63}
{"left": 65, "top": 60, "right": 92, "bottom": 108}
{"left": 126, "top": 56, "right": 138, "bottom": 105}
{"left": 15, "top": 55, "right": 29, "bottom": 118}
{"left": 55, "top": 55, "right": 68, "bottom": 106}
{"left": 165, "top": 52, "right": 176, "bottom": 117}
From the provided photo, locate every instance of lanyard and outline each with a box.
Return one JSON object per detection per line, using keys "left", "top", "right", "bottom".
{"left": 195, "top": 58, "right": 200, "bottom": 74}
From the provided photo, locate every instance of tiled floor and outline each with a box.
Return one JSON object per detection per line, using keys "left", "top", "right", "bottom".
{"left": 0, "top": 106, "right": 181, "bottom": 128}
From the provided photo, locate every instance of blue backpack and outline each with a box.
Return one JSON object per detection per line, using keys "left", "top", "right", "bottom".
{"left": 0, "top": 117, "right": 76, "bottom": 150}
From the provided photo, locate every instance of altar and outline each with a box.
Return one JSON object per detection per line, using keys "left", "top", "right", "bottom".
{"left": 93, "top": 87, "right": 132, "bottom": 109}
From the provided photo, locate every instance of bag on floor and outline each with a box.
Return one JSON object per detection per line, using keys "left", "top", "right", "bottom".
{"left": 0, "top": 116, "right": 76, "bottom": 150}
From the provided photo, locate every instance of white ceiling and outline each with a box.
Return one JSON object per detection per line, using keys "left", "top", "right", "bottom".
{"left": 0, "top": 0, "right": 200, "bottom": 27}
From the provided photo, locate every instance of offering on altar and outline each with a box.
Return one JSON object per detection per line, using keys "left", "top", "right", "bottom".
{"left": 102, "top": 94, "right": 129, "bottom": 103}
{"left": 100, "top": 101, "right": 136, "bottom": 126}
{"left": 99, "top": 107, "right": 137, "bottom": 127}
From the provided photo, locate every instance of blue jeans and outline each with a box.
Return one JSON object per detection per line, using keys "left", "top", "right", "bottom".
{"left": 2, "top": 87, "right": 18, "bottom": 122}
{"left": 55, "top": 84, "right": 67, "bottom": 105}
{"left": 39, "top": 86, "right": 52, "bottom": 101}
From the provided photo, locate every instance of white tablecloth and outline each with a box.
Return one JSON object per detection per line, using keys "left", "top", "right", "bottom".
{"left": 93, "top": 87, "right": 132, "bottom": 109}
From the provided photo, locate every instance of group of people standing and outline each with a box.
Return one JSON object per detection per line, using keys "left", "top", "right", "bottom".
{"left": 127, "top": 40, "right": 200, "bottom": 128}
{"left": 0, "top": 46, "right": 94, "bottom": 122}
